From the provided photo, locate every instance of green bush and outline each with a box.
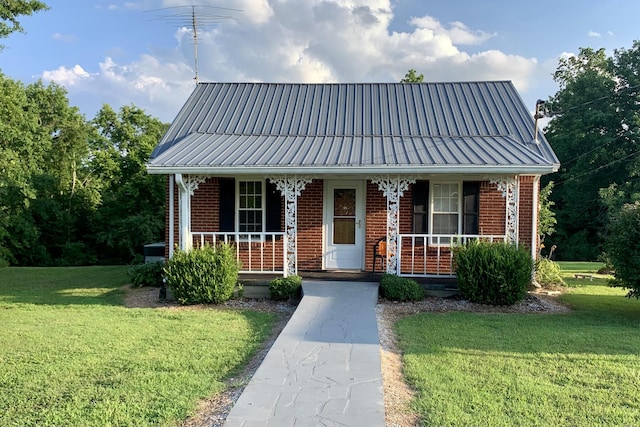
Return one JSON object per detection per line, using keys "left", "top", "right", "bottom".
{"left": 379, "top": 274, "right": 425, "bottom": 301}
{"left": 535, "top": 257, "right": 565, "bottom": 288}
{"left": 164, "top": 244, "right": 241, "bottom": 304}
{"left": 605, "top": 202, "right": 640, "bottom": 298}
{"left": 454, "top": 241, "right": 533, "bottom": 305}
{"left": 269, "top": 275, "right": 302, "bottom": 301}
{"left": 128, "top": 262, "right": 164, "bottom": 287}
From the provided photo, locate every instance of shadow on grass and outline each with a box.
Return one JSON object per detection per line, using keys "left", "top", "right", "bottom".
{"left": 0, "top": 266, "right": 129, "bottom": 306}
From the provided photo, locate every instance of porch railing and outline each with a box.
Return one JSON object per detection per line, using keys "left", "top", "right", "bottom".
{"left": 397, "top": 234, "right": 507, "bottom": 277}
{"left": 191, "top": 232, "right": 286, "bottom": 274}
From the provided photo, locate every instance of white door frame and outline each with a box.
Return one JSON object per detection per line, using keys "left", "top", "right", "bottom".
{"left": 322, "top": 180, "right": 366, "bottom": 270}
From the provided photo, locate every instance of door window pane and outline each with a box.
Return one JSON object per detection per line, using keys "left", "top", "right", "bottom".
{"left": 333, "top": 188, "right": 356, "bottom": 245}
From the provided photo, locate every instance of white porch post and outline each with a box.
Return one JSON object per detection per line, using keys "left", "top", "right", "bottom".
{"left": 490, "top": 176, "right": 520, "bottom": 244}
{"left": 174, "top": 174, "right": 206, "bottom": 252}
{"left": 371, "top": 175, "right": 416, "bottom": 275}
{"left": 269, "top": 175, "right": 313, "bottom": 277}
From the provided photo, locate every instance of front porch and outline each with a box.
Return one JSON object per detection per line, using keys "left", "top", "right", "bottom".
{"left": 170, "top": 174, "right": 532, "bottom": 279}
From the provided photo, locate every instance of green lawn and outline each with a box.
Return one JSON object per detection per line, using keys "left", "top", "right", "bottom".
{"left": 0, "top": 267, "right": 275, "bottom": 426}
{"left": 396, "top": 268, "right": 640, "bottom": 426}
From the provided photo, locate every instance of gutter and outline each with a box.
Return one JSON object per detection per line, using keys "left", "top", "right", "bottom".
{"left": 146, "top": 164, "right": 559, "bottom": 176}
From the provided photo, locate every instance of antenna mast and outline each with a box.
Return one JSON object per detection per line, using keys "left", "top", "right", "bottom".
{"left": 146, "top": 4, "right": 241, "bottom": 83}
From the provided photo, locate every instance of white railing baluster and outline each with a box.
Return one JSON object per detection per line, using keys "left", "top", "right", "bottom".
{"left": 395, "top": 233, "right": 507, "bottom": 278}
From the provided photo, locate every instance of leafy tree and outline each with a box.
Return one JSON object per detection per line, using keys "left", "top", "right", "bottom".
{"left": 89, "top": 105, "right": 168, "bottom": 263}
{"left": 538, "top": 181, "right": 557, "bottom": 256}
{"left": 400, "top": 69, "right": 424, "bottom": 83}
{"left": 0, "top": 0, "right": 48, "bottom": 49}
{"left": 544, "top": 43, "right": 640, "bottom": 260}
{"left": 605, "top": 202, "right": 640, "bottom": 298}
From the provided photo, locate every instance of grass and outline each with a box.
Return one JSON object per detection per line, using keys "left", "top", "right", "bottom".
{"left": 0, "top": 266, "right": 275, "bottom": 426}
{"left": 396, "top": 264, "right": 640, "bottom": 426}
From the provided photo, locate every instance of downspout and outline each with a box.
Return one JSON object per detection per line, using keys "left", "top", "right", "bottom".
{"left": 175, "top": 173, "right": 192, "bottom": 251}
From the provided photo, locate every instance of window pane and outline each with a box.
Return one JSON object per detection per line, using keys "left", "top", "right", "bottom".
{"left": 334, "top": 189, "right": 356, "bottom": 216}
{"left": 334, "top": 218, "right": 355, "bottom": 244}
{"left": 433, "top": 213, "right": 458, "bottom": 234}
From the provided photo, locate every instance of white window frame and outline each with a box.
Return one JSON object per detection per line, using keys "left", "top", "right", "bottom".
{"left": 235, "top": 179, "right": 266, "bottom": 241}
{"left": 429, "top": 181, "right": 462, "bottom": 245}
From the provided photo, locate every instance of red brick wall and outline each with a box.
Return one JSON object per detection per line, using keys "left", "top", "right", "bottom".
{"left": 191, "top": 177, "right": 218, "bottom": 232}
{"left": 297, "top": 179, "right": 324, "bottom": 270}
{"left": 518, "top": 176, "right": 536, "bottom": 251}
{"left": 479, "top": 181, "right": 507, "bottom": 236}
{"left": 365, "top": 181, "right": 387, "bottom": 271}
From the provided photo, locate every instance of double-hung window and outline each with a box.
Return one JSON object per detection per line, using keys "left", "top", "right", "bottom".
{"left": 219, "top": 178, "right": 282, "bottom": 239}
{"left": 412, "top": 180, "right": 480, "bottom": 245}
{"left": 431, "top": 183, "right": 460, "bottom": 244}
{"left": 238, "top": 180, "right": 264, "bottom": 240}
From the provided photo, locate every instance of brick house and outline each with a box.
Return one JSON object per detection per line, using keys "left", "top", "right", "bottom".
{"left": 147, "top": 82, "right": 559, "bottom": 277}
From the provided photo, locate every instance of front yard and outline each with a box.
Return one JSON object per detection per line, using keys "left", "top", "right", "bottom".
{"left": 0, "top": 266, "right": 275, "bottom": 426}
{"left": 396, "top": 262, "right": 640, "bottom": 426}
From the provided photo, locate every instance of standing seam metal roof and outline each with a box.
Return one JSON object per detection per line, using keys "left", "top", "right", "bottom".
{"left": 148, "top": 81, "right": 559, "bottom": 173}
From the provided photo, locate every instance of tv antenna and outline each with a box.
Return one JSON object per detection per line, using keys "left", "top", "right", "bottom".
{"left": 145, "top": 4, "right": 242, "bottom": 83}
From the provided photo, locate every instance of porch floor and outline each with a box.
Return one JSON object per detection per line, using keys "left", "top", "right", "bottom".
{"left": 238, "top": 271, "right": 460, "bottom": 298}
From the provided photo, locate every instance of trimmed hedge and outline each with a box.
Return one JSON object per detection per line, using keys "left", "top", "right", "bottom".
{"left": 380, "top": 274, "right": 425, "bottom": 301}
{"left": 164, "top": 244, "right": 240, "bottom": 305}
{"left": 454, "top": 241, "right": 533, "bottom": 305}
{"left": 269, "top": 275, "right": 302, "bottom": 301}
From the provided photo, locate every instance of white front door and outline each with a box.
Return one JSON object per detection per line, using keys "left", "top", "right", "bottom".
{"left": 323, "top": 180, "right": 365, "bottom": 270}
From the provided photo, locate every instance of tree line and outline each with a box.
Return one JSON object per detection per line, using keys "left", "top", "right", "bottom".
{"left": 0, "top": 72, "right": 167, "bottom": 266}
{"left": 543, "top": 42, "right": 640, "bottom": 262}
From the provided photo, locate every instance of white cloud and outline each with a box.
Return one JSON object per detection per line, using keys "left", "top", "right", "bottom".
{"left": 42, "top": 65, "right": 91, "bottom": 86}
{"left": 52, "top": 32, "right": 76, "bottom": 42}
{"left": 588, "top": 30, "right": 601, "bottom": 37}
{"left": 42, "top": 0, "right": 544, "bottom": 122}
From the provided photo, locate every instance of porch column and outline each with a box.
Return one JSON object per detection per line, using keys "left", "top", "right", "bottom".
{"left": 371, "top": 175, "right": 416, "bottom": 275}
{"left": 269, "top": 175, "right": 313, "bottom": 277}
{"left": 174, "top": 174, "right": 207, "bottom": 252}
{"left": 490, "top": 176, "right": 520, "bottom": 244}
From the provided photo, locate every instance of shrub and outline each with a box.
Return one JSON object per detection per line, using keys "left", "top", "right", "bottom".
{"left": 164, "top": 244, "right": 241, "bottom": 304}
{"left": 379, "top": 274, "right": 425, "bottom": 301}
{"left": 454, "top": 241, "right": 533, "bottom": 305}
{"left": 128, "top": 262, "right": 164, "bottom": 287}
{"left": 605, "top": 202, "right": 640, "bottom": 298}
{"left": 269, "top": 275, "right": 302, "bottom": 301}
{"left": 535, "top": 257, "right": 565, "bottom": 288}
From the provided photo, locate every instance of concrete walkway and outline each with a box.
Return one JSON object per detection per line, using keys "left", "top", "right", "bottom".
{"left": 224, "top": 280, "right": 385, "bottom": 427}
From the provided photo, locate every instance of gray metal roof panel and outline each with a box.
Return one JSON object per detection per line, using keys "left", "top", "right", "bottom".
{"left": 148, "top": 133, "right": 553, "bottom": 170}
{"left": 149, "top": 81, "right": 559, "bottom": 171}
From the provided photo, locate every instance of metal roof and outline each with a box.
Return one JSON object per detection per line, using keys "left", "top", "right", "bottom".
{"left": 148, "top": 82, "right": 559, "bottom": 175}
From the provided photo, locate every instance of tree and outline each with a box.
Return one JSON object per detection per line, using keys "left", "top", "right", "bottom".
{"left": 538, "top": 181, "right": 557, "bottom": 257}
{"left": 605, "top": 202, "right": 640, "bottom": 298}
{"left": 544, "top": 44, "right": 640, "bottom": 260}
{"left": 0, "top": 0, "right": 48, "bottom": 49}
{"left": 400, "top": 69, "right": 424, "bottom": 83}
{"left": 0, "top": 72, "right": 97, "bottom": 265}
{"left": 88, "top": 105, "right": 168, "bottom": 263}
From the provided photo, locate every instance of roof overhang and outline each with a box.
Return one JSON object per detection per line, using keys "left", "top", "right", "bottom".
{"left": 146, "top": 164, "right": 559, "bottom": 176}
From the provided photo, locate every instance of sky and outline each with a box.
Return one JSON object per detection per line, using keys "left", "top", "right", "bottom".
{"left": 2, "top": 0, "right": 638, "bottom": 123}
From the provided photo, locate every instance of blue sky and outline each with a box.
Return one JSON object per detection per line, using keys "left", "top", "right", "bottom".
{"left": 2, "top": 0, "right": 638, "bottom": 123}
